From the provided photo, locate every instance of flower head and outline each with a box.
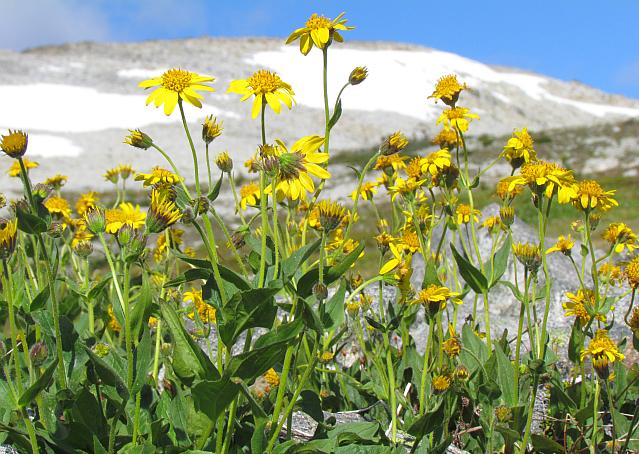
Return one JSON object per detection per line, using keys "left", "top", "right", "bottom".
{"left": 76, "top": 192, "right": 99, "bottom": 217}
{"left": 1, "top": 130, "right": 28, "bottom": 158}
{"left": 625, "top": 255, "right": 639, "bottom": 289}
{"left": 429, "top": 75, "right": 467, "bottom": 106}
{"left": 455, "top": 204, "right": 480, "bottom": 225}
{"left": 139, "top": 68, "right": 215, "bottom": 115}
{"left": 202, "top": 115, "right": 223, "bottom": 144}
{"left": 228, "top": 70, "right": 294, "bottom": 119}
{"left": 315, "top": 200, "right": 347, "bottom": 232}
{"left": 286, "top": 12, "right": 353, "bottom": 55}
{"left": 432, "top": 374, "right": 452, "bottom": 394}
{"left": 414, "top": 284, "right": 461, "bottom": 315}
{"left": 573, "top": 180, "right": 618, "bottom": 212}
{"left": 546, "top": 234, "right": 575, "bottom": 256}
{"left": 146, "top": 189, "right": 182, "bottom": 234}
{"left": 184, "top": 288, "right": 216, "bottom": 324}
{"left": 104, "top": 164, "right": 135, "bottom": 183}
{"left": 215, "top": 151, "right": 233, "bottom": 173}
{"left": 603, "top": 223, "right": 637, "bottom": 254}
{"left": 124, "top": 129, "right": 153, "bottom": 149}
{"left": 581, "top": 330, "right": 624, "bottom": 379}
{"left": 105, "top": 203, "right": 146, "bottom": 234}
{"left": 432, "top": 128, "right": 460, "bottom": 149}
{"left": 240, "top": 182, "right": 260, "bottom": 210}
{"left": 44, "top": 195, "right": 72, "bottom": 219}
{"left": 0, "top": 218, "right": 18, "bottom": 259}
{"left": 380, "top": 131, "right": 408, "bottom": 156}
{"left": 502, "top": 128, "right": 536, "bottom": 168}
{"left": 135, "top": 167, "right": 182, "bottom": 187}
{"left": 503, "top": 160, "right": 577, "bottom": 204}
{"left": 563, "top": 289, "right": 604, "bottom": 326}
{"left": 421, "top": 149, "right": 452, "bottom": 178}
{"left": 436, "top": 107, "right": 479, "bottom": 133}
{"left": 44, "top": 174, "right": 68, "bottom": 190}
{"left": 351, "top": 181, "right": 378, "bottom": 201}
{"left": 349, "top": 66, "right": 368, "bottom": 85}
{"left": 7, "top": 158, "right": 38, "bottom": 177}
{"left": 513, "top": 242, "right": 542, "bottom": 274}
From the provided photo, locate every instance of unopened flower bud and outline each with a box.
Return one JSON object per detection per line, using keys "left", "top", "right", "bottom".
{"left": 192, "top": 196, "right": 209, "bottom": 216}
{"left": 124, "top": 129, "right": 153, "bottom": 150}
{"left": 202, "top": 115, "right": 223, "bottom": 144}
{"left": 29, "top": 341, "right": 48, "bottom": 366}
{"left": 32, "top": 183, "right": 51, "bottom": 200}
{"left": 349, "top": 66, "right": 368, "bottom": 85}
{"left": 499, "top": 206, "right": 515, "bottom": 227}
{"left": 118, "top": 224, "right": 135, "bottom": 246}
{"left": 73, "top": 240, "right": 94, "bottom": 258}
{"left": 215, "top": 151, "right": 233, "bottom": 173}
{"left": 181, "top": 206, "right": 195, "bottom": 224}
{"left": 313, "top": 282, "right": 328, "bottom": 301}
{"left": 85, "top": 207, "right": 106, "bottom": 234}
{"left": 494, "top": 405, "right": 512, "bottom": 423}
{"left": 93, "top": 342, "right": 111, "bottom": 358}
{"left": 47, "top": 222, "right": 65, "bottom": 238}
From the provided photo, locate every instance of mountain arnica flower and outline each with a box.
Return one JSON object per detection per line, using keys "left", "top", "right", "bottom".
{"left": 286, "top": 12, "right": 354, "bottom": 54}
{"left": 0, "top": 218, "right": 18, "bottom": 259}
{"left": 228, "top": 70, "right": 295, "bottom": 118}
{"left": 428, "top": 74, "right": 467, "bottom": 106}
{"left": 581, "top": 330, "right": 624, "bottom": 379}
{"left": 139, "top": 68, "right": 215, "bottom": 115}
{"left": 1, "top": 129, "right": 28, "bottom": 158}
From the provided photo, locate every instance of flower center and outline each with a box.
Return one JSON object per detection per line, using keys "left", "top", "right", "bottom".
{"left": 247, "top": 70, "right": 283, "bottom": 94}
{"left": 278, "top": 152, "right": 305, "bottom": 180}
{"left": 161, "top": 69, "right": 193, "bottom": 93}
{"left": 305, "top": 14, "right": 332, "bottom": 30}
{"left": 578, "top": 180, "right": 604, "bottom": 198}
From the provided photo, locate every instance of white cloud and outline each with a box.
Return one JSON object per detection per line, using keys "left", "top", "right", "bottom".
{"left": 0, "top": 0, "right": 110, "bottom": 50}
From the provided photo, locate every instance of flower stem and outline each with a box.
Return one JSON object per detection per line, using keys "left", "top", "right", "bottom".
{"left": 178, "top": 99, "right": 201, "bottom": 198}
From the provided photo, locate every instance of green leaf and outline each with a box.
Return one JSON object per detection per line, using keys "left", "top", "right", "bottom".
{"left": 568, "top": 320, "right": 585, "bottom": 363}
{"left": 530, "top": 434, "right": 564, "bottom": 453}
{"left": 299, "top": 297, "right": 324, "bottom": 334}
{"left": 422, "top": 258, "right": 442, "bottom": 288}
{"left": 18, "top": 358, "right": 58, "bottom": 406}
{"left": 485, "top": 234, "right": 511, "bottom": 287}
{"left": 87, "top": 274, "right": 112, "bottom": 300}
{"left": 207, "top": 173, "right": 223, "bottom": 202}
{"left": 160, "top": 302, "right": 219, "bottom": 384}
{"left": 328, "top": 98, "right": 342, "bottom": 130}
{"left": 131, "top": 272, "right": 153, "bottom": 340}
{"left": 495, "top": 426, "right": 520, "bottom": 449}
{"left": 494, "top": 344, "right": 516, "bottom": 406}
{"left": 83, "top": 345, "right": 129, "bottom": 400}
{"left": 282, "top": 238, "right": 321, "bottom": 280}
{"left": 29, "top": 285, "right": 49, "bottom": 312}
{"left": 299, "top": 390, "right": 324, "bottom": 422}
{"left": 217, "top": 286, "right": 280, "bottom": 347}
{"left": 450, "top": 242, "right": 487, "bottom": 294}
{"left": 322, "top": 279, "right": 346, "bottom": 331}
{"left": 132, "top": 328, "right": 154, "bottom": 394}
{"left": 163, "top": 268, "right": 211, "bottom": 287}
{"left": 16, "top": 207, "right": 48, "bottom": 234}
{"left": 407, "top": 400, "right": 444, "bottom": 440}
{"left": 461, "top": 324, "right": 489, "bottom": 372}
{"left": 297, "top": 242, "right": 365, "bottom": 298}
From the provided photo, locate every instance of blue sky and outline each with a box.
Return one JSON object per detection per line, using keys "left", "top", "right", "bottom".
{"left": 2, "top": 0, "right": 638, "bottom": 98}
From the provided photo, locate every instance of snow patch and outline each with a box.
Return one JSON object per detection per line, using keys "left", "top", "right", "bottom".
{"left": 0, "top": 83, "right": 237, "bottom": 133}
{"left": 27, "top": 134, "right": 83, "bottom": 157}
{"left": 249, "top": 46, "right": 639, "bottom": 120}
{"left": 117, "top": 68, "right": 168, "bottom": 79}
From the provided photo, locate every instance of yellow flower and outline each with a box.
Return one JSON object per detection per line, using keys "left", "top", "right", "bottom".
{"left": 429, "top": 75, "right": 467, "bottom": 106}
{"left": 202, "top": 115, "right": 223, "bottom": 144}
{"left": 76, "top": 192, "right": 99, "bottom": 217}
{"left": 380, "top": 131, "right": 409, "bottom": 156}
{"left": 263, "top": 368, "right": 280, "bottom": 387}
{"left": 414, "top": 284, "right": 461, "bottom": 314}
{"left": 573, "top": 180, "right": 618, "bottom": 212}
{"left": 228, "top": 70, "right": 294, "bottom": 119}
{"left": 380, "top": 243, "right": 405, "bottom": 275}
{"left": 625, "top": 255, "right": 639, "bottom": 289}
{"left": 146, "top": 189, "right": 182, "bottom": 234}
{"left": 513, "top": 242, "right": 542, "bottom": 274}
{"left": 436, "top": 107, "right": 479, "bottom": 132}
{"left": 107, "top": 305, "right": 121, "bottom": 332}
{"left": 563, "top": 289, "right": 604, "bottom": 325}
{"left": 442, "top": 325, "right": 462, "bottom": 358}
{"left": 602, "top": 223, "right": 637, "bottom": 254}
{"left": 502, "top": 128, "right": 536, "bottom": 168}
{"left": 154, "top": 228, "right": 184, "bottom": 262}
{"left": 44, "top": 196, "right": 72, "bottom": 219}
{"left": 455, "top": 204, "right": 480, "bottom": 225}
{"left": 598, "top": 263, "right": 622, "bottom": 286}
{"left": 432, "top": 128, "right": 460, "bottom": 149}
{"left": 215, "top": 151, "right": 233, "bottom": 173}
{"left": 581, "top": 330, "right": 624, "bottom": 378}
{"left": 546, "top": 234, "right": 575, "bottom": 255}
{"left": 0, "top": 218, "right": 18, "bottom": 259}
{"left": 421, "top": 149, "right": 452, "bottom": 178}
{"left": 388, "top": 177, "right": 424, "bottom": 201}
{"left": 627, "top": 306, "right": 639, "bottom": 336}
{"left": 1, "top": 129, "right": 28, "bottom": 158}
{"left": 124, "top": 129, "right": 153, "bottom": 149}
{"left": 480, "top": 215, "right": 502, "bottom": 233}
{"left": 286, "top": 12, "right": 353, "bottom": 55}
{"left": 496, "top": 179, "right": 523, "bottom": 201}
{"left": 432, "top": 374, "right": 452, "bottom": 394}
{"left": 71, "top": 229, "right": 94, "bottom": 248}
{"left": 44, "top": 174, "right": 68, "bottom": 189}
{"left": 184, "top": 288, "right": 216, "bottom": 324}
{"left": 105, "top": 203, "right": 146, "bottom": 234}
{"left": 267, "top": 136, "right": 330, "bottom": 201}
{"left": 319, "top": 351, "right": 335, "bottom": 363}
{"left": 135, "top": 167, "right": 182, "bottom": 187}
{"left": 314, "top": 200, "right": 346, "bottom": 232}
{"left": 349, "top": 66, "right": 368, "bottom": 85}
{"left": 374, "top": 154, "right": 407, "bottom": 172}
{"left": 139, "top": 68, "right": 215, "bottom": 115}
{"left": 351, "top": 181, "right": 379, "bottom": 201}
{"left": 502, "top": 160, "right": 577, "bottom": 204}
{"left": 239, "top": 182, "right": 260, "bottom": 210}
{"left": 7, "top": 157, "right": 38, "bottom": 177}
{"left": 104, "top": 164, "right": 135, "bottom": 183}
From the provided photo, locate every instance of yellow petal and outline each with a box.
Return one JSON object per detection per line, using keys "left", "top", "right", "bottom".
{"left": 380, "top": 258, "right": 399, "bottom": 275}
{"left": 163, "top": 92, "right": 178, "bottom": 115}
{"left": 138, "top": 77, "right": 162, "bottom": 88}
{"left": 251, "top": 95, "right": 263, "bottom": 119}
{"left": 265, "top": 92, "right": 281, "bottom": 114}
